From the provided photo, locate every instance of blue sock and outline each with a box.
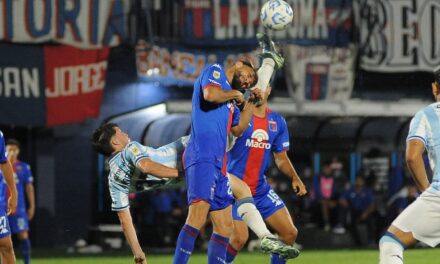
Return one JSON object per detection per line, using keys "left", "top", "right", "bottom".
{"left": 173, "top": 224, "right": 199, "bottom": 264}
{"left": 208, "top": 233, "right": 229, "bottom": 264}
{"left": 271, "top": 254, "right": 286, "bottom": 264}
{"left": 225, "top": 244, "right": 239, "bottom": 263}
{"left": 20, "top": 238, "right": 31, "bottom": 264}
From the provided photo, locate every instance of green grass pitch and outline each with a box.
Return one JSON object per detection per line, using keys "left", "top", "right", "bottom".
{"left": 29, "top": 249, "right": 440, "bottom": 264}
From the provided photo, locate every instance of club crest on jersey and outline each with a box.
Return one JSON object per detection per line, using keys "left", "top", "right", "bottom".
{"left": 246, "top": 129, "right": 271, "bottom": 149}
{"left": 269, "top": 120, "right": 277, "bottom": 132}
{"left": 213, "top": 70, "right": 221, "bottom": 79}
{"left": 129, "top": 145, "right": 140, "bottom": 156}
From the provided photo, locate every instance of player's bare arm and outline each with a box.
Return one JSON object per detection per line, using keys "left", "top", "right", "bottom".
{"left": 117, "top": 209, "right": 147, "bottom": 264}
{"left": 136, "top": 158, "right": 179, "bottom": 178}
{"left": 0, "top": 160, "right": 17, "bottom": 215}
{"left": 230, "top": 101, "right": 256, "bottom": 137}
{"left": 203, "top": 85, "right": 244, "bottom": 105}
{"left": 25, "top": 183, "right": 36, "bottom": 220}
{"left": 405, "top": 139, "right": 429, "bottom": 192}
{"left": 273, "top": 151, "right": 307, "bottom": 196}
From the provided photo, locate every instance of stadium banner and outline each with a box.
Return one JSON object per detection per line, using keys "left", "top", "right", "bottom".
{"left": 356, "top": 0, "right": 440, "bottom": 72}
{"left": 182, "top": 0, "right": 353, "bottom": 47}
{"left": 136, "top": 40, "right": 260, "bottom": 85}
{"left": 0, "top": 0, "right": 129, "bottom": 49}
{"left": 285, "top": 44, "right": 356, "bottom": 101}
{"left": 44, "top": 45, "right": 110, "bottom": 126}
{"left": 0, "top": 43, "right": 46, "bottom": 126}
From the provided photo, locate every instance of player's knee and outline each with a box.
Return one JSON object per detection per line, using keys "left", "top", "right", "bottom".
{"left": 280, "top": 226, "right": 298, "bottom": 245}
{"left": 0, "top": 241, "right": 14, "bottom": 254}
{"left": 230, "top": 233, "right": 248, "bottom": 249}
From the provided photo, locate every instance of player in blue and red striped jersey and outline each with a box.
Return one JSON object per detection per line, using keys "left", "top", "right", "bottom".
{"left": 4, "top": 139, "right": 35, "bottom": 264}
{"left": 0, "top": 131, "right": 18, "bottom": 264}
{"left": 173, "top": 59, "right": 263, "bottom": 264}
{"left": 225, "top": 84, "right": 307, "bottom": 264}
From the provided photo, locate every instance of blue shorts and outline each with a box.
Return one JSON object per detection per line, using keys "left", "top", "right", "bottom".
{"left": 233, "top": 185, "right": 286, "bottom": 220}
{"left": 185, "top": 162, "right": 234, "bottom": 211}
{"left": 0, "top": 209, "right": 11, "bottom": 239}
{"left": 8, "top": 210, "right": 29, "bottom": 234}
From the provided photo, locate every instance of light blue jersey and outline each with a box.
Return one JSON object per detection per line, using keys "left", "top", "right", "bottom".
{"left": 108, "top": 136, "right": 188, "bottom": 211}
{"left": 407, "top": 102, "right": 440, "bottom": 192}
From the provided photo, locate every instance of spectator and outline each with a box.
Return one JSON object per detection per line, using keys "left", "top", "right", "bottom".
{"left": 337, "top": 177, "right": 375, "bottom": 246}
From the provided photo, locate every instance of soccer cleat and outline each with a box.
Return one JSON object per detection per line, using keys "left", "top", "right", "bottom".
{"left": 260, "top": 236, "right": 300, "bottom": 259}
{"left": 256, "top": 32, "right": 285, "bottom": 70}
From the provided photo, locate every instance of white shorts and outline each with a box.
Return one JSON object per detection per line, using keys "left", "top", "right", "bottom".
{"left": 392, "top": 190, "right": 440, "bottom": 247}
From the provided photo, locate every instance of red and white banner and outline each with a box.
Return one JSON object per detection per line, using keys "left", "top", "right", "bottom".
{"left": 44, "top": 46, "right": 109, "bottom": 126}
{"left": 285, "top": 44, "right": 356, "bottom": 101}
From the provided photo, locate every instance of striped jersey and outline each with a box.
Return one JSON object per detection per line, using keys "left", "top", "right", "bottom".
{"left": 184, "top": 64, "right": 240, "bottom": 174}
{"left": 108, "top": 136, "right": 188, "bottom": 211}
{"left": 227, "top": 109, "right": 290, "bottom": 196}
{"left": 407, "top": 102, "right": 440, "bottom": 191}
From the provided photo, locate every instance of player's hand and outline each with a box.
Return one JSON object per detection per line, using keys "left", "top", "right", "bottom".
{"left": 248, "top": 88, "right": 263, "bottom": 104}
{"left": 134, "top": 252, "right": 147, "bottom": 264}
{"left": 27, "top": 206, "right": 35, "bottom": 220}
{"left": 234, "top": 91, "right": 245, "bottom": 105}
{"left": 292, "top": 178, "right": 307, "bottom": 196}
{"left": 7, "top": 193, "right": 17, "bottom": 216}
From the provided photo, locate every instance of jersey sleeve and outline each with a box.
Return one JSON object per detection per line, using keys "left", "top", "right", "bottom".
{"left": 23, "top": 164, "right": 34, "bottom": 185}
{"left": 201, "top": 65, "right": 224, "bottom": 90}
{"left": 123, "top": 142, "right": 150, "bottom": 167}
{"left": 0, "top": 132, "right": 6, "bottom": 164}
{"left": 272, "top": 116, "right": 290, "bottom": 153}
{"left": 109, "top": 182, "right": 130, "bottom": 211}
{"left": 231, "top": 105, "right": 240, "bottom": 127}
{"left": 407, "top": 110, "right": 428, "bottom": 145}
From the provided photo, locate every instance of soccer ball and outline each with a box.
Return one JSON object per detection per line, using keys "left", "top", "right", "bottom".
{"left": 260, "top": 0, "right": 294, "bottom": 31}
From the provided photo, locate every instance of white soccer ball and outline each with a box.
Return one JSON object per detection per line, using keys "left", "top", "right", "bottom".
{"left": 260, "top": 0, "right": 294, "bottom": 31}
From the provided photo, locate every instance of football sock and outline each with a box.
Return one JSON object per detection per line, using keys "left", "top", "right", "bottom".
{"left": 173, "top": 224, "right": 199, "bottom": 264}
{"left": 20, "top": 238, "right": 31, "bottom": 264}
{"left": 255, "top": 58, "right": 275, "bottom": 93}
{"left": 236, "top": 197, "right": 272, "bottom": 238}
{"left": 225, "top": 244, "right": 239, "bottom": 263}
{"left": 379, "top": 232, "right": 405, "bottom": 264}
{"left": 271, "top": 253, "right": 286, "bottom": 264}
{"left": 208, "top": 233, "right": 229, "bottom": 264}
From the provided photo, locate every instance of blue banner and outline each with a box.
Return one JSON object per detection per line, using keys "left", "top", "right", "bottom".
{"left": 0, "top": 44, "right": 46, "bottom": 126}
{"left": 182, "top": 0, "right": 352, "bottom": 47}
{"left": 136, "top": 41, "right": 260, "bottom": 86}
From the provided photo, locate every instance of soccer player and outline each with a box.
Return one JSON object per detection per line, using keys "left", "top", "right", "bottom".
{"left": 0, "top": 131, "right": 18, "bottom": 264}
{"left": 225, "top": 82, "right": 307, "bottom": 264}
{"left": 379, "top": 66, "right": 440, "bottom": 264}
{"left": 4, "top": 140, "right": 35, "bottom": 264}
{"left": 173, "top": 54, "right": 266, "bottom": 264}
{"left": 92, "top": 123, "right": 187, "bottom": 264}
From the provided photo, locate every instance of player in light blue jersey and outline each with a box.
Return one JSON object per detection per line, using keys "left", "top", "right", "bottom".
{"left": 2, "top": 139, "right": 35, "bottom": 264}
{"left": 92, "top": 123, "right": 185, "bottom": 264}
{"left": 379, "top": 66, "right": 440, "bottom": 264}
{"left": 0, "top": 131, "right": 18, "bottom": 264}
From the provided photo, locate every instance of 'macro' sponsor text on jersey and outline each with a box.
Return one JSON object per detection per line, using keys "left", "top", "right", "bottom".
{"left": 227, "top": 109, "right": 290, "bottom": 196}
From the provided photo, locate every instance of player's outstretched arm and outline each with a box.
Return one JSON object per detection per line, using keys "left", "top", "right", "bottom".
{"left": 0, "top": 160, "right": 17, "bottom": 215}
{"left": 137, "top": 158, "right": 179, "bottom": 178}
{"left": 406, "top": 139, "right": 429, "bottom": 192}
{"left": 273, "top": 151, "right": 307, "bottom": 196}
{"left": 117, "top": 209, "right": 147, "bottom": 264}
{"left": 203, "top": 86, "right": 245, "bottom": 104}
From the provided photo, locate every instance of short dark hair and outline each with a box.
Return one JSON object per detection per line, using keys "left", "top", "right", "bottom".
{"left": 6, "top": 139, "right": 20, "bottom": 149}
{"left": 92, "top": 123, "right": 118, "bottom": 156}
{"left": 238, "top": 57, "right": 259, "bottom": 88}
{"left": 434, "top": 66, "right": 440, "bottom": 85}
